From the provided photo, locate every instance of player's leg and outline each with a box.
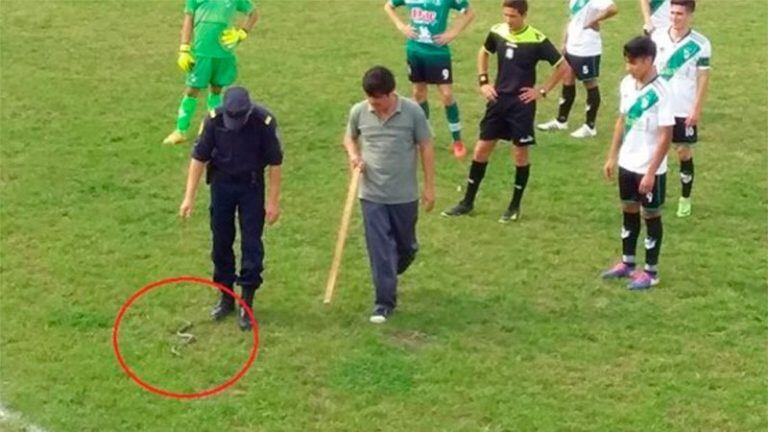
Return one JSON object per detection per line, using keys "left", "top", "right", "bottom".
{"left": 208, "top": 86, "right": 223, "bottom": 116}
{"left": 603, "top": 168, "right": 643, "bottom": 280}
{"left": 412, "top": 82, "right": 429, "bottom": 116}
{"left": 407, "top": 53, "right": 430, "bottom": 116}
{"left": 164, "top": 58, "right": 212, "bottom": 144}
{"left": 673, "top": 117, "right": 697, "bottom": 217}
{"left": 538, "top": 57, "right": 575, "bottom": 131}
{"left": 442, "top": 139, "right": 497, "bottom": 217}
{"left": 437, "top": 83, "right": 465, "bottom": 159}
{"left": 629, "top": 173, "right": 666, "bottom": 290}
{"left": 571, "top": 55, "right": 601, "bottom": 138}
{"left": 361, "top": 200, "right": 399, "bottom": 323}
{"left": 209, "top": 181, "right": 239, "bottom": 319}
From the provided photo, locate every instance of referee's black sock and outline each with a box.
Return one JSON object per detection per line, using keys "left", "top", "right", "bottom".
{"left": 680, "top": 158, "right": 694, "bottom": 198}
{"left": 622, "top": 211, "right": 641, "bottom": 265}
{"left": 463, "top": 160, "right": 488, "bottom": 206}
{"left": 644, "top": 216, "right": 663, "bottom": 273}
{"left": 585, "top": 86, "right": 601, "bottom": 129}
{"left": 557, "top": 85, "right": 576, "bottom": 123}
{"left": 508, "top": 164, "right": 530, "bottom": 211}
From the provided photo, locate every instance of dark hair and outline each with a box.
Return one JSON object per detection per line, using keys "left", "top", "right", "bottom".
{"left": 623, "top": 36, "right": 657, "bottom": 61}
{"left": 362, "top": 66, "right": 396, "bottom": 97}
{"left": 502, "top": 0, "right": 528, "bottom": 15}
{"left": 671, "top": 0, "right": 696, "bottom": 13}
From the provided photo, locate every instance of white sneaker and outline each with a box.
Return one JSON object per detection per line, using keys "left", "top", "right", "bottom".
{"left": 537, "top": 119, "right": 568, "bottom": 131}
{"left": 570, "top": 124, "right": 597, "bottom": 138}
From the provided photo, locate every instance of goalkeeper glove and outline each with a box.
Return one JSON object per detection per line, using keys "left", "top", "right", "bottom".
{"left": 177, "top": 44, "right": 195, "bottom": 72}
{"left": 220, "top": 28, "right": 248, "bottom": 49}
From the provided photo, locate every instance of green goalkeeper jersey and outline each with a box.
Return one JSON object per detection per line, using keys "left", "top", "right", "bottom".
{"left": 185, "top": 0, "right": 254, "bottom": 58}
{"left": 389, "top": 0, "right": 470, "bottom": 58}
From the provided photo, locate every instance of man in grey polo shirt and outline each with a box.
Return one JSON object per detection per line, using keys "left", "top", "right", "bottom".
{"left": 343, "top": 66, "right": 436, "bottom": 323}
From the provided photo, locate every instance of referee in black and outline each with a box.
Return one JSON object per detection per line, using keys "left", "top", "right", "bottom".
{"left": 442, "top": 0, "right": 567, "bottom": 223}
{"left": 179, "top": 86, "right": 282, "bottom": 331}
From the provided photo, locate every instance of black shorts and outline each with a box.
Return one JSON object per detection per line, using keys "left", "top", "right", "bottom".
{"left": 565, "top": 53, "right": 601, "bottom": 81}
{"left": 619, "top": 167, "right": 666, "bottom": 212}
{"left": 673, "top": 117, "right": 698, "bottom": 144}
{"left": 406, "top": 52, "right": 453, "bottom": 84}
{"left": 479, "top": 95, "right": 536, "bottom": 146}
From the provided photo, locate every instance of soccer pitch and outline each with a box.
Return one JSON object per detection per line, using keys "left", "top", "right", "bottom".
{"left": 1, "top": 0, "right": 766, "bottom": 430}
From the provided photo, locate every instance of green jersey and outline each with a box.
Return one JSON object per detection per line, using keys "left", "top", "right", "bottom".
{"left": 389, "top": 0, "right": 470, "bottom": 57}
{"left": 185, "top": 0, "right": 254, "bottom": 58}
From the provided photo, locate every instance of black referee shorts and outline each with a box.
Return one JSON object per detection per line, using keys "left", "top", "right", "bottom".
{"left": 479, "top": 95, "right": 536, "bottom": 146}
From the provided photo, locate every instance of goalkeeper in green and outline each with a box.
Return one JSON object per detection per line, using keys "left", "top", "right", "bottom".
{"left": 163, "top": 0, "right": 258, "bottom": 145}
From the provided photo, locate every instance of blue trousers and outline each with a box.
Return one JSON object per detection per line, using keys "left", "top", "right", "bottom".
{"left": 209, "top": 181, "right": 265, "bottom": 290}
{"left": 360, "top": 200, "right": 419, "bottom": 310}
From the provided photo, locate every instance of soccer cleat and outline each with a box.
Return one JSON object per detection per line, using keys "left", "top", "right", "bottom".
{"left": 369, "top": 305, "right": 393, "bottom": 324}
{"left": 676, "top": 197, "right": 692, "bottom": 218}
{"left": 498, "top": 207, "right": 521, "bottom": 224}
{"left": 452, "top": 141, "right": 467, "bottom": 159}
{"left": 570, "top": 124, "right": 597, "bottom": 138}
{"left": 210, "top": 295, "right": 235, "bottom": 320}
{"left": 441, "top": 201, "right": 473, "bottom": 217}
{"left": 627, "top": 271, "right": 660, "bottom": 290}
{"left": 601, "top": 262, "right": 635, "bottom": 279}
{"left": 537, "top": 119, "right": 568, "bottom": 131}
{"left": 162, "top": 130, "right": 187, "bottom": 145}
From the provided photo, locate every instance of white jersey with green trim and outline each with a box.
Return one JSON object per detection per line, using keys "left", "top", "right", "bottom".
{"left": 648, "top": 0, "right": 670, "bottom": 30}
{"left": 619, "top": 75, "right": 675, "bottom": 175}
{"left": 565, "top": 0, "right": 614, "bottom": 57}
{"left": 652, "top": 27, "right": 712, "bottom": 117}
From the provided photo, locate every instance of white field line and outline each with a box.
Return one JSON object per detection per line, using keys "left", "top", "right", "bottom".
{"left": 0, "top": 402, "right": 49, "bottom": 432}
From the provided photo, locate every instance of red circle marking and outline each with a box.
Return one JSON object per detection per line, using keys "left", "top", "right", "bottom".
{"left": 112, "top": 276, "right": 259, "bottom": 399}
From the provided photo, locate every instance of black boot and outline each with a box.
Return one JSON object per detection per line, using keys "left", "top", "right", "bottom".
{"left": 238, "top": 286, "right": 256, "bottom": 331}
{"left": 210, "top": 289, "right": 235, "bottom": 321}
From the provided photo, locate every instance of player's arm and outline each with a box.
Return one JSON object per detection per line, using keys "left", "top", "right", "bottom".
{"left": 177, "top": 13, "right": 195, "bottom": 72}
{"left": 477, "top": 45, "right": 497, "bottom": 102}
{"left": 434, "top": 7, "right": 476, "bottom": 46}
{"left": 584, "top": 2, "right": 619, "bottom": 30}
{"left": 639, "top": 0, "right": 654, "bottom": 33}
{"left": 639, "top": 125, "right": 671, "bottom": 194}
{"left": 384, "top": 1, "right": 416, "bottom": 39}
{"left": 603, "top": 115, "right": 625, "bottom": 180}
{"left": 687, "top": 69, "right": 710, "bottom": 127}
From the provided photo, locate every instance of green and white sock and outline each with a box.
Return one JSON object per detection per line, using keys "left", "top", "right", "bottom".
{"left": 445, "top": 102, "right": 461, "bottom": 141}
{"left": 207, "top": 92, "right": 222, "bottom": 113}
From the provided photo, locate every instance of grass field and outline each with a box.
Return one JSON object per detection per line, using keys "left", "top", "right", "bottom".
{"left": 1, "top": 0, "right": 766, "bottom": 430}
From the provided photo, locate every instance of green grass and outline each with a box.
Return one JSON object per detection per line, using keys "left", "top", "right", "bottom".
{"left": 1, "top": 0, "right": 766, "bottom": 430}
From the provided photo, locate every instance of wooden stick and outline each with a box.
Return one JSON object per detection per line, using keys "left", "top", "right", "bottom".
{"left": 323, "top": 168, "right": 361, "bottom": 304}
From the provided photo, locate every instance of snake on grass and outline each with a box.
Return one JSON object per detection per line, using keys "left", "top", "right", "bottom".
{"left": 170, "top": 320, "right": 196, "bottom": 357}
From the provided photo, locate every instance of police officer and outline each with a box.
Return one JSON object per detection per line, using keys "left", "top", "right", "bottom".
{"left": 179, "top": 86, "right": 282, "bottom": 331}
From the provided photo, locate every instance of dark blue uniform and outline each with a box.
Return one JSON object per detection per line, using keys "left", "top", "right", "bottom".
{"left": 192, "top": 98, "right": 282, "bottom": 327}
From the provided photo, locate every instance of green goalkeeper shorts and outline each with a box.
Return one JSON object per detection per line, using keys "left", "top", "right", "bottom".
{"left": 185, "top": 56, "right": 237, "bottom": 89}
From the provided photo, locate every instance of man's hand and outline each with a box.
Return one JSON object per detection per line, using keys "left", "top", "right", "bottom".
{"left": 177, "top": 44, "right": 195, "bottom": 72}
{"left": 266, "top": 201, "right": 280, "bottom": 225}
{"left": 639, "top": 172, "right": 656, "bottom": 195}
{"left": 179, "top": 197, "right": 194, "bottom": 218}
{"left": 519, "top": 87, "right": 542, "bottom": 104}
{"left": 398, "top": 23, "right": 417, "bottom": 39}
{"left": 584, "top": 21, "right": 601, "bottom": 31}
{"left": 221, "top": 28, "right": 248, "bottom": 49}
{"left": 685, "top": 111, "right": 700, "bottom": 128}
{"left": 349, "top": 155, "right": 365, "bottom": 173}
{"left": 421, "top": 186, "right": 435, "bottom": 212}
{"left": 434, "top": 30, "right": 457, "bottom": 46}
{"left": 603, "top": 157, "right": 617, "bottom": 180}
{"left": 480, "top": 84, "right": 498, "bottom": 102}
{"left": 642, "top": 21, "right": 654, "bottom": 35}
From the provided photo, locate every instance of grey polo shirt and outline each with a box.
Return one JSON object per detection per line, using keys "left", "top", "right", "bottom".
{"left": 346, "top": 96, "right": 432, "bottom": 204}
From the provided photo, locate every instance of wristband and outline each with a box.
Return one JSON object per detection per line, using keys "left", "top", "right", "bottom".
{"left": 478, "top": 74, "right": 489, "bottom": 86}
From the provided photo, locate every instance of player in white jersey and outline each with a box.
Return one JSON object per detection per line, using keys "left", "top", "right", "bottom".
{"left": 602, "top": 36, "right": 674, "bottom": 290}
{"left": 640, "top": 0, "right": 670, "bottom": 34}
{"left": 538, "top": 0, "right": 618, "bottom": 138}
{"left": 651, "top": 0, "right": 710, "bottom": 217}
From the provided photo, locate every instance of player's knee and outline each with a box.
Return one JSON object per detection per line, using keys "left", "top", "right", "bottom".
{"left": 677, "top": 145, "right": 692, "bottom": 160}
{"left": 412, "top": 85, "right": 428, "bottom": 102}
{"left": 584, "top": 79, "right": 599, "bottom": 89}
{"left": 622, "top": 203, "right": 641, "bottom": 213}
{"left": 438, "top": 87, "right": 454, "bottom": 106}
{"left": 473, "top": 141, "right": 493, "bottom": 161}
{"left": 513, "top": 148, "right": 529, "bottom": 166}
{"left": 210, "top": 86, "right": 222, "bottom": 95}
{"left": 185, "top": 87, "right": 201, "bottom": 97}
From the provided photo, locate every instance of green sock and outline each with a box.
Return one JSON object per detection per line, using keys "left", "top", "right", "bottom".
{"left": 175, "top": 95, "right": 198, "bottom": 133}
{"left": 446, "top": 102, "right": 461, "bottom": 141}
{"left": 419, "top": 101, "right": 430, "bottom": 119}
{"left": 207, "top": 92, "right": 222, "bottom": 112}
